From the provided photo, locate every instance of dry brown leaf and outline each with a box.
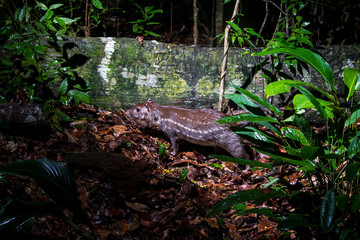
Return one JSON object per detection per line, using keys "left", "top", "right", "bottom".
{"left": 125, "top": 201, "right": 150, "bottom": 213}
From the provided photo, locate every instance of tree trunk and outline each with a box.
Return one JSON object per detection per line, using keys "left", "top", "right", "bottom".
{"left": 193, "top": 0, "right": 198, "bottom": 45}
{"left": 215, "top": 0, "right": 224, "bottom": 46}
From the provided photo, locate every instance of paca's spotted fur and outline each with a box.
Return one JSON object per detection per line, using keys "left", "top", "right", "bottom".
{"left": 126, "top": 99, "right": 249, "bottom": 159}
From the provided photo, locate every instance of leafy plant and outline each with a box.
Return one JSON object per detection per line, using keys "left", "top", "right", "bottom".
{"left": 215, "top": 14, "right": 263, "bottom": 48}
{"left": 0, "top": 1, "right": 92, "bottom": 129}
{"left": 209, "top": 48, "right": 360, "bottom": 239}
{"left": 0, "top": 158, "right": 93, "bottom": 238}
{"left": 128, "top": 3, "right": 163, "bottom": 37}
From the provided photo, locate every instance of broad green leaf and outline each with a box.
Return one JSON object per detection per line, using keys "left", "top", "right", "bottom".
{"left": 336, "top": 194, "right": 349, "bottom": 214}
{"left": 294, "top": 115, "right": 321, "bottom": 147}
{"left": 58, "top": 79, "right": 68, "bottom": 97}
{"left": 348, "top": 132, "right": 360, "bottom": 158}
{"left": 287, "top": 84, "right": 328, "bottom": 120}
{"left": 265, "top": 81, "right": 291, "bottom": 96}
{"left": 224, "top": 93, "right": 266, "bottom": 116}
{"left": 0, "top": 200, "right": 64, "bottom": 231}
{"left": 254, "top": 148, "right": 316, "bottom": 171}
{"left": 345, "top": 109, "right": 360, "bottom": 128}
{"left": 320, "top": 190, "right": 336, "bottom": 230}
{"left": 208, "top": 189, "right": 286, "bottom": 215}
{"left": 210, "top": 155, "right": 273, "bottom": 169}
{"left": 218, "top": 114, "right": 280, "bottom": 124}
{"left": 344, "top": 68, "right": 360, "bottom": 101}
{"left": 301, "top": 146, "right": 320, "bottom": 161}
{"left": 33, "top": 45, "right": 47, "bottom": 54}
{"left": 255, "top": 48, "right": 336, "bottom": 93}
{"left": 0, "top": 158, "right": 89, "bottom": 225}
{"left": 278, "top": 214, "right": 318, "bottom": 230}
{"left": 265, "top": 79, "right": 336, "bottom": 103}
{"left": 281, "top": 127, "right": 310, "bottom": 146}
{"left": 293, "top": 94, "right": 334, "bottom": 119}
{"left": 92, "top": 0, "right": 103, "bottom": 9}
{"left": 350, "top": 193, "right": 360, "bottom": 213}
{"left": 344, "top": 162, "right": 359, "bottom": 182}
{"left": 68, "top": 90, "right": 91, "bottom": 104}
{"left": 24, "top": 46, "right": 35, "bottom": 59}
{"left": 231, "top": 83, "right": 282, "bottom": 116}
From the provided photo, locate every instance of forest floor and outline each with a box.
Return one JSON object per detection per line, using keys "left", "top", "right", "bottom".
{"left": 0, "top": 104, "right": 306, "bottom": 239}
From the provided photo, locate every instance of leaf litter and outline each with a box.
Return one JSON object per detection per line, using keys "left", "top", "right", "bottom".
{"left": 0, "top": 104, "right": 309, "bottom": 239}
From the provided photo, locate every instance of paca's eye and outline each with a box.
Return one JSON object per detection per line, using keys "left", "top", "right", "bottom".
{"left": 136, "top": 107, "right": 140, "bottom": 112}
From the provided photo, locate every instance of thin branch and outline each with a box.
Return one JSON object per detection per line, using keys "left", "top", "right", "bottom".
{"left": 218, "top": 0, "right": 240, "bottom": 111}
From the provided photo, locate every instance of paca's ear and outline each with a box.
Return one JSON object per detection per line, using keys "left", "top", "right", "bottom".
{"left": 147, "top": 98, "right": 152, "bottom": 103}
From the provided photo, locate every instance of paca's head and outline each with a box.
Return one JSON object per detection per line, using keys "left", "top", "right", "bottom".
{"left": 125, "top": 98, "right": 153, "bottom": 120}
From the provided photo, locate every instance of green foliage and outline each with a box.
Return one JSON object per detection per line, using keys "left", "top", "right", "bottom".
{"left": 157, "top": 140, "right": 169, "bottom": 161}
{"left": 128, "top": 3, "right": 163, "bottom": 37}
{"left": 209, "top": 48, "right": 360, "bottom": 238}
{"left": 0, "top": 158, "right": 93, "bottom": 238}
{"left": 1, "top": 1, "right": 92, "bottom": 129}
{"left": 268, "top": 0, "right": 313, "bottom": 48}
{"left": 216, "top": 16, "right": 262, "bottom": 48}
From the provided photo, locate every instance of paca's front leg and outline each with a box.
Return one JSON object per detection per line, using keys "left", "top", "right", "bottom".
{"left": 168, "top": 135, "right": 179, "bottom": 155}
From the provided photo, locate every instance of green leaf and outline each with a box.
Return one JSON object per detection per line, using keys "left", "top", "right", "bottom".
{"left": 0, "top": 158, "right": 89, "bottom": 225}
{"left": 281, "top": 127, "right": 310, "bottom": 146}
{"left": 348, "top": 132, "right": 360, "bottom": 158}
{"left": 254, "top": 148, "right": 315, "bottom": 171}
{"left": 237, "top": 208, "right": 276, "bottom": 218}
{"left": 287, "top": 84, "right": 328, "bottom": 120}
{"left": 350, "top": 193, "right": 360, "bottom": 213}
{"left": 54, "top": 109, "right": 71, "bottom": 122}
{"left": 0, "top": 200, "right": 64, "bottom": 231}
{"left": 344, "top": 68, "right": 360, "bottom": 101}
{"left": 145, "top": 31, "right": 162, "bottom": 37}
{"left": 231, "top": 83, "right": 282, "bottom": 116}
{"left": 278, "top": 214, "right": 318, "bottom": 230}
{"left": 68, "top": 90, "right": 91, "bottom": 104}
{"left": 92, "top": 0, "right": 103, "bottom": 9}
{"left": 345, "top": 109, "right": 360, "bottom": 128}
{"left": 266, "top": 80, "right": 336, "bottom": 103}
{"left": 49, "top": 3, "right": 63, "bottom": 9}
{"left": 345, "top": 163, "right": 359, "bottom": 181}
{"left": 336, "top": 194, "right": 349, "bottom": 214}
{"left": 24, "top": 46, "right": 35, "bottom": 59}
{"left": 218, "top": 114, "right": 280, "bottom": 124}
{"left": 320, "top": 190, "right": 336, "bottom": 230}
{"left": 227, "top": 21, "right": 242, "bottom": 33}
{"left": 255, "top": 48, "right": 336, "bottom": 93}
{"left": 179, "top": 169, "right": 189, "bottom": 183}
{"left": 293, "top": 94, "right": 334, "bottom": 119}
{"left": 54, "top": 17, "right": 77, "bottom": 25}
{"left": 210, "top": 155, "right": 273, "bottom": 169}
{"left": 208, "top": 189, "right": 286, "bottom": 215}
{"left": 265, "top": 81, "right": 291, "bottom": 96}
{"left": 40, "top": 9, "right": 54, "bottom": 22}
{"left": 224, "top": 93, "right": 265, "bottom": 116}
{"left": 17, "top": 6, "right": 26, "bottom": 22}
{"left": 294, "top": 115, "right": 321, "bottom": 147}
{"left": 35, "top": 0, "right": 48, "bottom": 10}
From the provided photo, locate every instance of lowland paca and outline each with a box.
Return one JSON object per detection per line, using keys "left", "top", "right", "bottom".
{"left": 126, "top": 99, "right": 249, "bottom": 160}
